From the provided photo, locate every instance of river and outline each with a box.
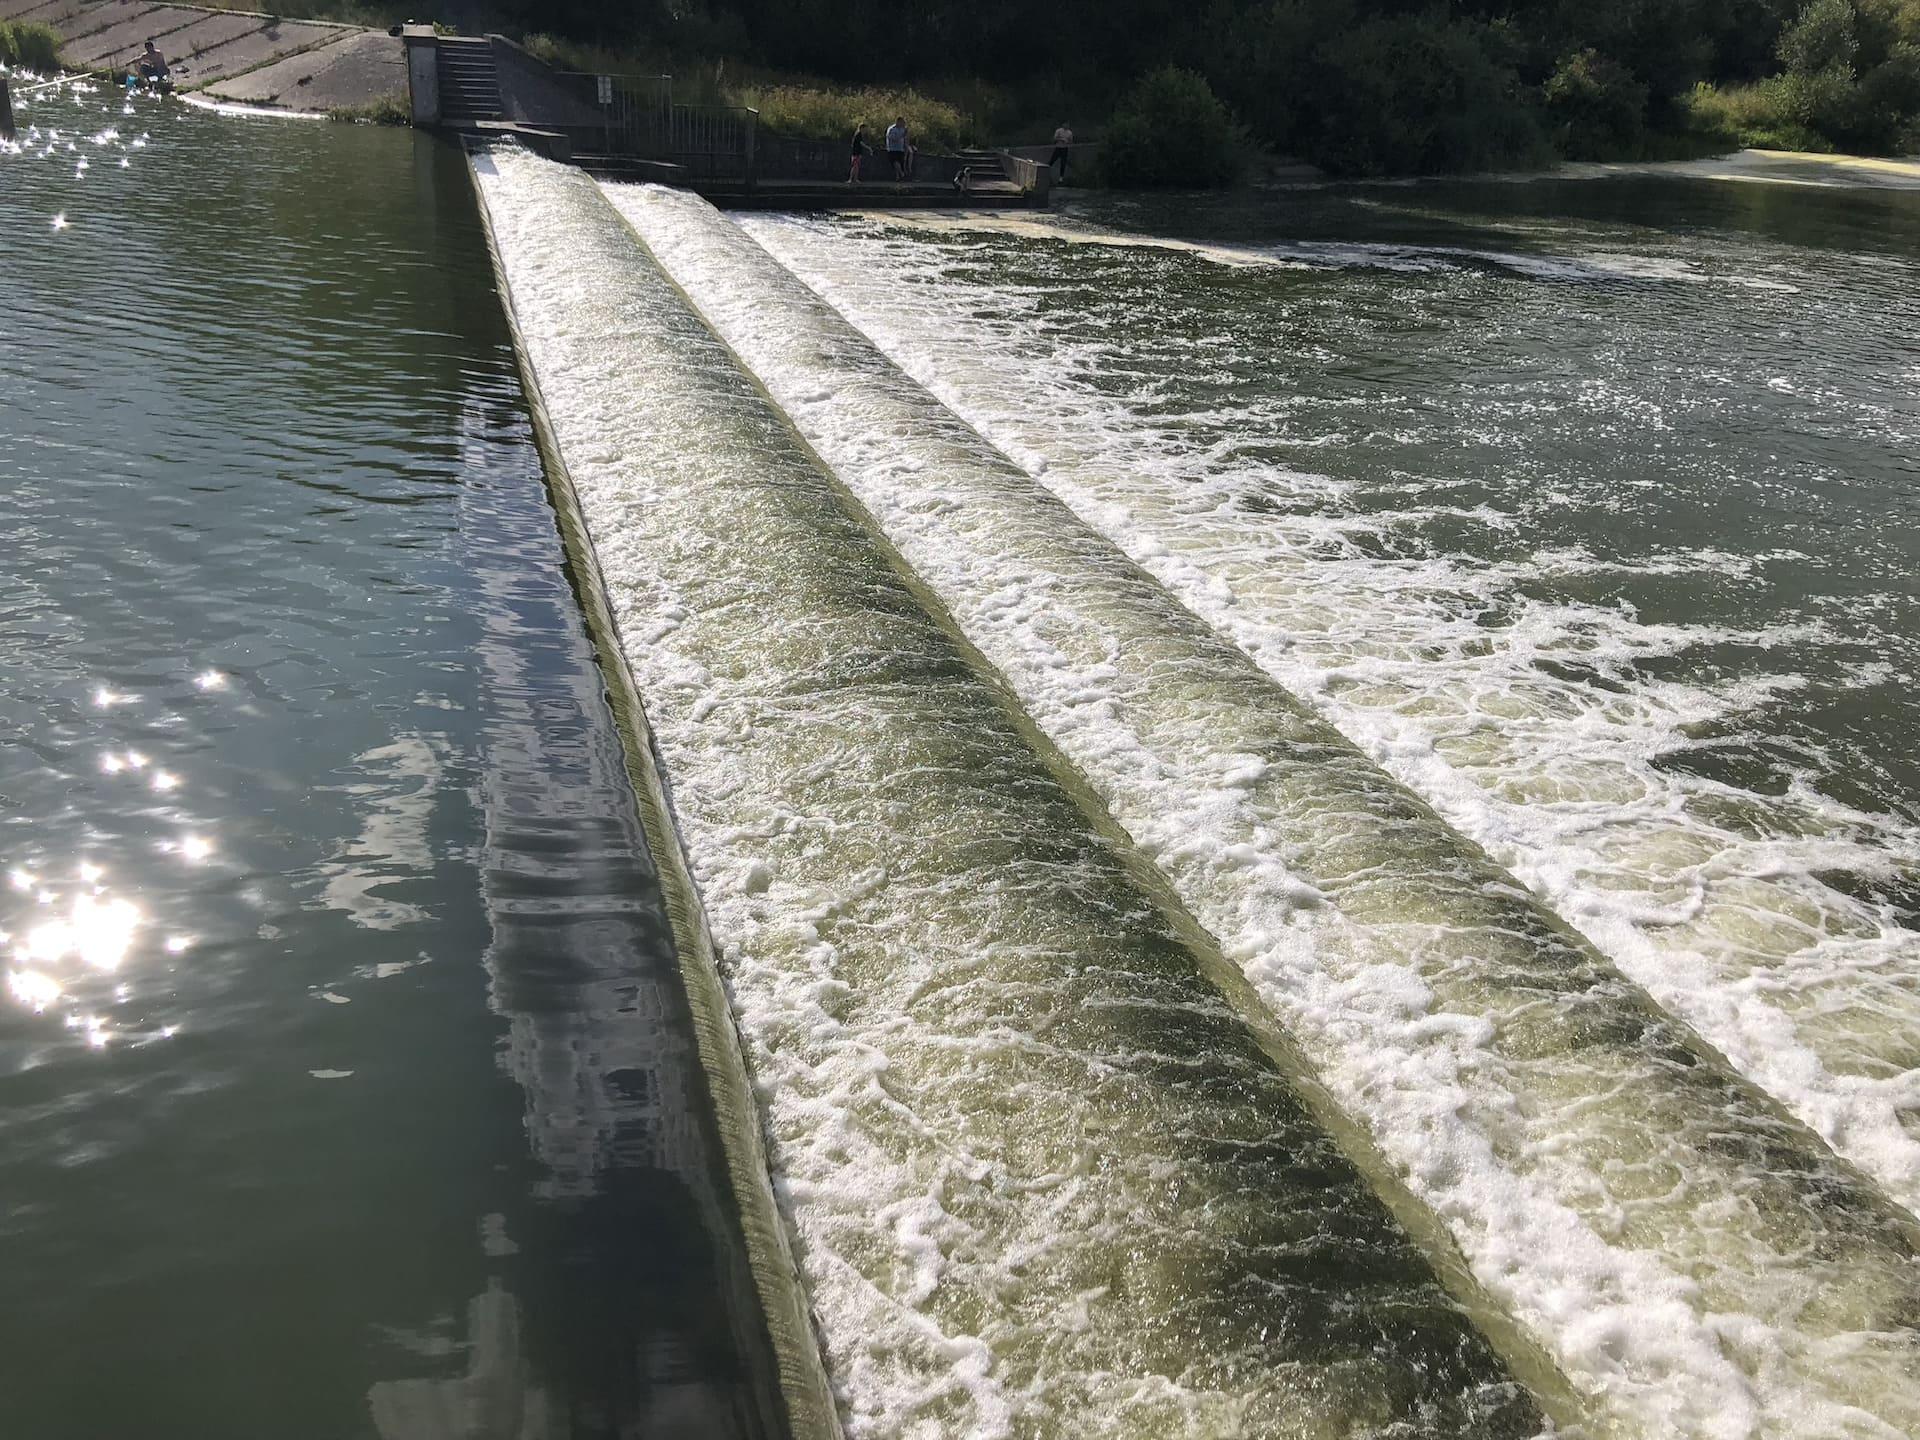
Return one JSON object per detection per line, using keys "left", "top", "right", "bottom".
{"left": 0, "top": 86, "right": 787, "bottom": 1437}
{"left": 6, "top": 82, "right": 1920, "bottom": 1440}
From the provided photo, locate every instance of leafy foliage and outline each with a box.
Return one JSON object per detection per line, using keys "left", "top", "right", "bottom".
{"left": 499, "top": 0, "right": 1920, "bottom": 175}
{"left": 0, "top": 19, "right": 62, "bottom": 72}
{"left": 1688, "top": 0, "right": 1920, "bottom": 151}
{"left": 1545, "top": 49, "right": 1651, "bottom": 158}
{"left": 1101, "top": 67, "right": 1241, "bottom": 186}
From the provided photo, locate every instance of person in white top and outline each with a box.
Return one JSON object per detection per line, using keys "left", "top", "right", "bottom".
{"left": 885, "top": 117, "right": 911, "bottom": 180}
{"left": 1050, "top": 124, "right": 1073, "bottom": 181}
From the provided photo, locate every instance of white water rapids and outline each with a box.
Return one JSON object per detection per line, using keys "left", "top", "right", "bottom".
{"left": 471, "top": 147, "right": 1920, "bottom": 1440}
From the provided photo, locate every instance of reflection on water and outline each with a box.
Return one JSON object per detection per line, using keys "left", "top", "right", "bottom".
{"left": 0, "top": 83, "right": 785, "bottom": 1437}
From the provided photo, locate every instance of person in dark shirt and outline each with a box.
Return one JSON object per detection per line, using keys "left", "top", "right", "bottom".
{"left": 849, "top": 124, "right": 870, "bottom": 184}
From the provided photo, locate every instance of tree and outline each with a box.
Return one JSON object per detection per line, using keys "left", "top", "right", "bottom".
{"left": 1545, "top": 48, "right": 1651, "bottom": 157}
{"left": 1102, "top": 67, "right": 1242, "bottom": 186}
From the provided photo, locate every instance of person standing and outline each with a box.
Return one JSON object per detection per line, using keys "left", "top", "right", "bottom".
{"left": 849, "top": 124, "right": 870, "bottom": 184}
{"left": 1050, "top": 123, "right": 1073, "bottom": 181}
{"left": 886, "top": 116, "right": 910, "bottom": 181}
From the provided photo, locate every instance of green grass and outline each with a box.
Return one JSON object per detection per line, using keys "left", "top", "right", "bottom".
{"left": 733, "top": 83, "right": 976, "bottom": 150}
{"left": 329, "top": 91, "right": 410, "bottom": 123}
{"left": 520, "top": 33, "right": 989, "bottom": 149}
{"left": 0, "top": 19, "right": 62, "bottom": 72}
{"left": 1684, "top": 78, "right": 1837, "bottom": 153}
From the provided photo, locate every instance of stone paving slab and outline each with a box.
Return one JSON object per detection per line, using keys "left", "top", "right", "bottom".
{"left": 155, "top": 9, "right": 275, "bottom": 61}
{"left": 64, "top": 6, "right": 205, "bottom": 66}
{"left": 13, "top": 0, "right": 99, "bottom": 32}
{"left": 54, "top": 0, "right": 164, "bottom": 41}
{"left": 77, "top": 0, "right": 154, "bottom": 33}
{"left": 174, "top": 16, "right": 340, "bottom": 85}
{"left": 0, "top": 0, "right": 59, "bottom": 21}
{"left": 202, "top": 27, "right": 400, "bottom": 108}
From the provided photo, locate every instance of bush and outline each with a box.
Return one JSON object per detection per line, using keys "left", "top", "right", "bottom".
{"left": 1102, "top": 66, "right": 1241, "bottom": 187}
{"left": 1780, "top": 61, "right": 1868, "bottom": 136}
{"left": 0, "top": 19, "right": 63, "bottom": 71}
{"left": 1685, "top": 77, "right": 1838, "bottom": 149}
{"left": 1544, "top": 49, "right": 1650, "bottom": 158}
{"left": 1859, "top": 41, "right": 1920, "bottom": 129}
{"left": 736, "top": 84, "right": 975, "bottom": 152}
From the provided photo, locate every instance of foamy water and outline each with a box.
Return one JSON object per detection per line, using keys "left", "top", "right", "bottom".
{"left": 734, "top": 204, "right": 1920, "bottom": 1219}
{"left": 476, "top": 149, "right": 1548, "bottom": 1440}
{"left": 597, "top": 183, "right": 1920, "bottom": 1439}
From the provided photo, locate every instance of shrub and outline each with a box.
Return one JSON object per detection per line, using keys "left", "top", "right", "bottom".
{"left": 1859, "top": 41, "right": 1920, "bottom": 130}
{"left": 1782, "top": 61, "right": 1864, "bottom": 134}
{"left": 1101, "top": 66, "right": 1241, "bottom": 187}
{"left": 0, "top": 19, "right": 63, "bottom": 71}
{"left": 1685, "top": 77, "right": 1837, "bottom": 149}
{"left": 1544, "top": 49, "right": 1650, "bottom": 158}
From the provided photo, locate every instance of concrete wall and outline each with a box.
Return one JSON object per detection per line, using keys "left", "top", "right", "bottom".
{"left": 489, "top": 36, "right": 606, "bottom": 131}
{"left": 402, "top": 26, "right": 437, "bottom": 125}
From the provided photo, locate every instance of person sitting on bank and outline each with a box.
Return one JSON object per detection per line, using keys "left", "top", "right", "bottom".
{"left": 1051, "top": 123, "right": 1073, "bottom": 181}
{"left": 135, "top": 40, "right": 169, "bottom": 83}
{"left": 886, "top": 116, "right": 910, "bottom": 180}
{"left": 848, "top": 124, "right": 870, "bottom": 184}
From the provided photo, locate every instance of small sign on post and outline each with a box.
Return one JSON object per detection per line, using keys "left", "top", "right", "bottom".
{"left": 596, "top": 74, "right": 613, "bottom": 105}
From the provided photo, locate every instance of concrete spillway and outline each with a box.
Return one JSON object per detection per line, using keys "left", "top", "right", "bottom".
{"left": 470, "top": 144, "right": 1920, "bottom": 1440}
{"left": 470, "top": 147, "right": 1554, "bottom": 1440}
{"left": 598, "top": 180, "right": 1920, "bottom": 1440}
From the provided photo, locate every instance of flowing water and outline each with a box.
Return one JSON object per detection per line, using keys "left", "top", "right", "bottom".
{"left": 604, "top": 180, "right": 1920, "bottom": 1440}
{"left": 472, "top": 148, "right": 1550, "bottom": 1440}
{"left": 734, "top": 187, "right": 1920, "bottom": 1219}
{"left": 0, "top": 87, "right": 788, "bottom": 1436}
{"left": 9, "top": 82, "right": 1920, "bottom": 1440}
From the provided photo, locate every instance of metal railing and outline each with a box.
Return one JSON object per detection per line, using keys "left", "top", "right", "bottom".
{"left": 554, "top": 70, "right": 674, "bottom": 153}
{"left": 666, "top": 103, "right": 758, "bottom": 183}
{"left": 553, "top": 72, "right": 757, "bottom": 185}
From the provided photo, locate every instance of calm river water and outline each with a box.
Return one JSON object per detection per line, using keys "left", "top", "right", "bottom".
{"left": 0, "top": 87, "right": 785, "bottom": 1437}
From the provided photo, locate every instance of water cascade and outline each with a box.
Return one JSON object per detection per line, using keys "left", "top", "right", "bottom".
{"left": 599, "top": 179, "right": 1920, "bottom": 1440}
{"left": 736, "top": 209, "right": 1920, "bottom": 1222}
{"left": 471, "top": 147, "right": 1553, "bottom": 1440}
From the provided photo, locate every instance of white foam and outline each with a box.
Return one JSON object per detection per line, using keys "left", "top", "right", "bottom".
{"left": 480, "top": 149, "right": 1550, "bottom": 1440}
{"left": 604, "top": 184, "right": 1920, "bottom": 1439}
{"left": 736, "top": 207, "right": 1920, "bottom": 1228}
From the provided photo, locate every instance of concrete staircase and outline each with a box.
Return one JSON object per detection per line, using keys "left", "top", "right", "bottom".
{"left": 436, "top": 37, "right": 502, "bottom": 123}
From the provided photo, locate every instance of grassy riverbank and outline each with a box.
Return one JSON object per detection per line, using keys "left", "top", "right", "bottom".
{"left": 84, "top": 0, "right": 1920, "bottom": 178}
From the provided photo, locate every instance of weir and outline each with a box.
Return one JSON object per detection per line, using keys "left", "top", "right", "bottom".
{"left": 598, "top": 179, "right": 1920, "bottom": 1439}
{"left": 739, "top": 208, "right": 1920, "bottom": 1226}
{"left": 469, "top": 145, "right": 1555, "bottom": 1439}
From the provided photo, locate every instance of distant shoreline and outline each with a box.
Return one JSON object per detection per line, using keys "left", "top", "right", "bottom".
{"left": 1512, "top": 148, "right": 1920, "bottom": 192}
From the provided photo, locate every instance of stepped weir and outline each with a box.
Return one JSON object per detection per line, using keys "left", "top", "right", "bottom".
{"left": 464, "top": 139, "right": 1920, "bottom": 1440}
